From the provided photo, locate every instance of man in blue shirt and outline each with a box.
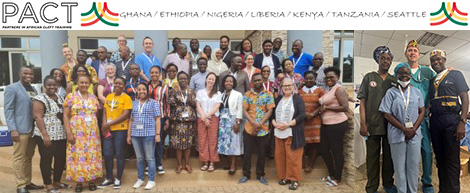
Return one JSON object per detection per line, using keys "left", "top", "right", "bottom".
{"left": 190, "top": 58, "right": 209, "bottom": 91}
{"left": 393, "top": 40, "right": 436, "bottom": 193}
{"left": 289, "top": 39, "right": 314, "bottom": 77}
{"left": 135, "top": 36, "right": 161, "bottom": 82}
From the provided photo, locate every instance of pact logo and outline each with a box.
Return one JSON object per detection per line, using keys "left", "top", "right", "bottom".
{"left": 430, "top": 2, "right": 468, "bottom": 26}
{"left": 81, "top": 2, "right": 119, "bottom": 27}
{"left": 2, "top": 2, "right": 78, "bottom": 24}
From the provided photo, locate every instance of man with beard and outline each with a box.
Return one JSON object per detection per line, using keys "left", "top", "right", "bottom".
{"left": 358, "top": 46, "right": 397, "bottom": 193}
{"left": 187, "top": 39, "right": 208, "bottom": 75}
{"left": 220, "top": 35, "right": 236, "bottom": 68}
{"left": 254, "top": 40, "right": 282, "bottom": 82}
{"left": 67, "top": 50, "right": 99, "bottom": 85}
{"left": 272, "top": 38, "right": 288, "bottom": 63}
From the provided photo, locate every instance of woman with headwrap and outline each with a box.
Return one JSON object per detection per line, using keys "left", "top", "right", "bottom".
{"left": 207, "top": 49, "right": 229, "bottom": 76}
{"left": 357, "top": 46, "right": 398, "bottom": 193}
{"left": 379, "top": 64, "right": 425, "bottom": 193}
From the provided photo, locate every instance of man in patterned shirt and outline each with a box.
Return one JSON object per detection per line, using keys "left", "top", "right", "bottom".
{"left": 239, "top": 73, "right": 275, "bottom": 185}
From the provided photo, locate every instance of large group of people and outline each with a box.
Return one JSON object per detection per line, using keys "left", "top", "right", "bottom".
{"left": 4, "top": 34, "right": 351, "bottom": 193}
{"left": 358, "top": 41, "right": 469, "bottom": 193}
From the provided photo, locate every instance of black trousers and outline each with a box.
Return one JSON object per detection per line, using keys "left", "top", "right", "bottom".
{"left": 243, "top": 130, "right": 269, "bottom": 178}
{"left": 320, "top": 121, "right": 348, "bottom": 181}
{"left": 430, "top": 113, "right": 461, "bottom": 193}
{"left": 33, "top": 136, "right": 66, "bottom": 185}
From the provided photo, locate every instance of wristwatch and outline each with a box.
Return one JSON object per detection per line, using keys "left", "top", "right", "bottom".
{"left": 461, "top": 118, "right": 467, "bottom": 124}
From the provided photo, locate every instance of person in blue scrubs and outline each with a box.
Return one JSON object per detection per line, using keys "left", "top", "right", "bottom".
{"left": 379, "top": 65, "right": 425, "bottom": 193}
{"left": 393, "top": 40, "right": 435, "bottom": 193}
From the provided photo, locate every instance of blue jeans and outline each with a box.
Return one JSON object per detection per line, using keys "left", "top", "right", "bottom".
{"left": 132, "top": 136, "right": 156, "bottom": 181}
{"left": 103, "top": 130, "right": 127, "bottom": 180}
{"left": 155, "top": 117, "right": 166, "bottom": 167}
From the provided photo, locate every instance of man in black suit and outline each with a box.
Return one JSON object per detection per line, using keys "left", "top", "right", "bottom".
{"left": 254, "top": 40, "right": 282, "bottom": 81}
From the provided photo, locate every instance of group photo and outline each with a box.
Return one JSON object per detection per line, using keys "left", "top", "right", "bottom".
{"left": 354, "top": 30, "right": 470, "bottom": 193}
{"left": 0, "top": 30, "right": 356, "bottom": 193}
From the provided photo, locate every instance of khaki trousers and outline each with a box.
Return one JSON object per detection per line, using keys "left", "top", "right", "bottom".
{"left": 275, "top": 137, "right": 304, "bottom": 181}
{"left": 12, "top": 133, "right": 36, "bottom": 188}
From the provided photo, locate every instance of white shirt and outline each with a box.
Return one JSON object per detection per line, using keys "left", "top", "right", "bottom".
{"left": 262, "top": 53, "right": 275, "bottom": 81}
{"left": 274, "top": 96, "right": 294, "bottom": 139}
{"left": 196, "top": 89, "right": 222, "bottom": 117}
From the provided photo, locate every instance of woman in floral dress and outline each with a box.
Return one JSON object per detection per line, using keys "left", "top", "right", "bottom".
{"left": 63, "top": 75, "right": 103, "bottom": 192}
{"left": 168, "top": 71, "right": 197, "bottom": 173}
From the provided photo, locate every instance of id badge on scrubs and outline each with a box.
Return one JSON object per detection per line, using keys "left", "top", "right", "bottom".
{"left": 107, "top": 118, "right": 113, "bottom": 123}
{"left": 136, "top": 124, "right": 144, "bottom": 129}
{"left": 405, "top": 122, "right": 413, "bottom": 128}
{"left": 85, "top": 115, "right": 92, "bottom": 122}
{"left": 182, "top": 111, "right": 189, "bottom": 118}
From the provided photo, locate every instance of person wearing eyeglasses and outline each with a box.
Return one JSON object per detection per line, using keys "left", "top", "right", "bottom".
{"left": 318, "top": 67, "right": 349, "bottom": 187}
{"left": 272, "top": 78, "right": 306, "bottom": 190}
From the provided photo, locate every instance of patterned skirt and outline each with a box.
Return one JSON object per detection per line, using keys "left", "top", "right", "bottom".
{"left": 170, "top": 120, "right": 195, "bottom": 150}
{"left": 217, "top": 108, "right": 244, "bottom": 155}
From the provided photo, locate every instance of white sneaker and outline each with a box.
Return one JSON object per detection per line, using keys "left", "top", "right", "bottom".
{"left": 144, "top": 181, "right": 155, "bottom": 190}
{"left": 157, "top": 166, "right": 165, "bottom": 175}
{"left": 133, "top": 179, "right": 144, "bottom": 189}
{"left": 114, "top": 178, "right": 121, "bottom": 189}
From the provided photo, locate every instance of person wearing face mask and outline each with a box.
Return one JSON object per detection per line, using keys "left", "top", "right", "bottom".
{"left": 393, "top": 40, "right": 436, "bottom": 193}
{"left": 428, "top": 50, "right": 469, "bottom": 193}
{"left": 358, "top": 46, "right": 397, "bottom": 193}
{"left": 207, "top": 49, "right": 229, "bottom": 76}
{"left": 379, "top": 65, "right": 425, "bottom": 193}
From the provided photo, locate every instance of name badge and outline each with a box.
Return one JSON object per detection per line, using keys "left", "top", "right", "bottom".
{"left": 136, "top": 124, "right": 144, "bottom": 129}
{"left": 85, "top": 116, "right": 92, "bottom": 122}
{"left": 405, "top": 122, "right": 413, "bottom": 128}
{"left": 182, "top": 111, "right": 189, "bottom": 118}
{"left": 107, "top": 119, "right": 113, "bottom": 123}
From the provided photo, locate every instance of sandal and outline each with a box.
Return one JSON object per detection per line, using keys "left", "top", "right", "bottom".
{"left": 175, "top": 165, "right": 183, "bottom": 174}
{"left": 55, "top": 183, "right": 71, "bottom": 189}
{"left": 228, "top": 169, "right": 236, "bottom": 175}
{"left": 207, "top": 165, "right": 215, "bottom": 172}
{"left": 278, "top": 179, "right": 291, "bottom": 185}
{"left": 185, "top": 165, "right": 193, "bottom": 173}
{"left": 74, "top": 184, "right": 82, "bottom": 192}
{"left": 201, "top": 164, "right": 208, "bottom": 171}
{"left": 289, "top": 181, "right": 299, "bottom": 190}
{"left": 88, "top": 183, "right": 97, "bottom": 191}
